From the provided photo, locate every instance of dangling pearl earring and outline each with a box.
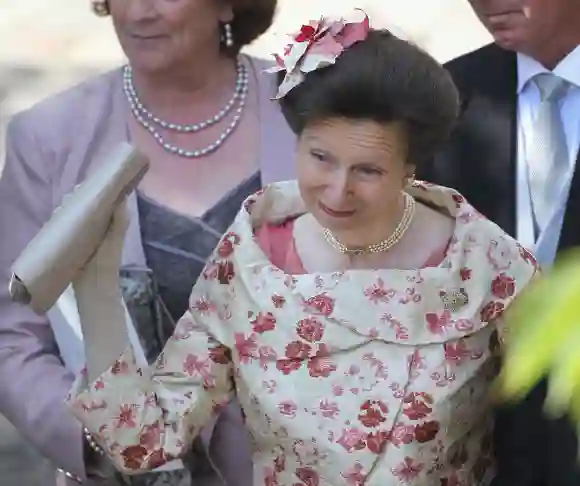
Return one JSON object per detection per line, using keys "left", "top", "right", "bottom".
{"left": 91, "top": 0, "right": 110, "bottom": 16}
{"left": 406, "top": 173, "right": 416, "bottom": 187}
{"left": 222, "top": 22, "right": 234, "bottom": 48}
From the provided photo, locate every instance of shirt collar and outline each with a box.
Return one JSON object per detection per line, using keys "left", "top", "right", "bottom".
{"left": 517, "top": 44, "right": 580, "bottom": 94}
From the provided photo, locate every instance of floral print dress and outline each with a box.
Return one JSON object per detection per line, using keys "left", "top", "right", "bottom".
{"left": 114, "top": 173, "right": 260, "bottom": 486}
{"left": 67, "top": 181, "right": 538, "bottom": 486}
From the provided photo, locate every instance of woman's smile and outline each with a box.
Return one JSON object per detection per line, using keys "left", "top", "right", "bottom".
{"left": 318, "top": 201, "right": 357, "bottom": 218}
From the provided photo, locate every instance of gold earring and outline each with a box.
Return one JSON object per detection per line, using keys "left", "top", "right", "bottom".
{"left": 91, "top": 0, "right": 110, "bottom": 17}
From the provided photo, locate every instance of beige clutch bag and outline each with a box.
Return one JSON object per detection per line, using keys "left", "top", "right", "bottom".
{"left": 9, "top": 142, "right": 149, "bottom": 314}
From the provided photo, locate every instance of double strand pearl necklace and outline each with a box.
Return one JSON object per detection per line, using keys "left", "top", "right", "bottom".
{"left": 123, "top": 59, "right": 249, "bottom": 158}
{"left": 323, "top": 192, "right": 416, "bottom": 255}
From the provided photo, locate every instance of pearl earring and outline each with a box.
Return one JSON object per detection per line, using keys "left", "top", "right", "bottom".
{"left": 90, "top": 0, "right": 110, "bottom": 16}
{"left": 406, "top": 173, "right": 416, "bottom": 187}
{"left": 223, "top": 22, "right": 234, "bottom": 48}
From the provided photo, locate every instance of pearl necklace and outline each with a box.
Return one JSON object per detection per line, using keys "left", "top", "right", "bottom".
{"left": 323, "top": 193, "right": 416, "bottom": 255}
{"left": 123, "top": 59, "right": 249, "bottom": 158}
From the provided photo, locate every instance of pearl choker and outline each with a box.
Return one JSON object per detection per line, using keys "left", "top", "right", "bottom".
{"left": 323, "top": 193, "right": 416, "bottom": 255}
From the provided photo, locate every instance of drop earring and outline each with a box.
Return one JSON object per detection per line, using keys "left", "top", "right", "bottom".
{"left": 90, "top": 0, "right": 110, "bottom": 16}
{"left": 222, "top": 22, "right": 234, "bottom": 48}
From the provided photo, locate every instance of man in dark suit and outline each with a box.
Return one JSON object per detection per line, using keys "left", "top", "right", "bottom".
{"left": 419, "top": 1, "right": 580, "bottom": 485}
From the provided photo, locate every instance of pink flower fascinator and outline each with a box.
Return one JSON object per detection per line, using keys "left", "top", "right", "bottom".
{"left": 268, "top": 10, "right": 371, "bottom": 99}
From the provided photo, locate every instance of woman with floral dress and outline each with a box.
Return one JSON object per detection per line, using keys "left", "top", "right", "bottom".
{"left": 66, "top": 12, "right": 539, "bottom": 486}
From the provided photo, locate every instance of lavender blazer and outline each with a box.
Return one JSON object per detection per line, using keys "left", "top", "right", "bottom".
{"left": 0, "top": 55, "right": 296, "bottom": 486}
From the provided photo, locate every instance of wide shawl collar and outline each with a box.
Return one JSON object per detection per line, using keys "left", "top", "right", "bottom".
{"left": 200, "top": 180, "right": 538, "bottom": 356}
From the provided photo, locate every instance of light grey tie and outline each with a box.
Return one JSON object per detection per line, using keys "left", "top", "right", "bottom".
{"left": 527, "top": 73, "right": 570, "bottom": 234}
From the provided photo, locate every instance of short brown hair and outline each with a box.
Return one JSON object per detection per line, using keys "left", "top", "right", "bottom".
{"left": 227, "top": 0, "right": 278, "bottom": 55}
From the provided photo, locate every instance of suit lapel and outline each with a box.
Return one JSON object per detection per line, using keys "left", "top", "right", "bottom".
{"left": 484, "top": 49, "right": 518, "bottom": 236}
{"left": 558, "top": 150, "right": 580, "bottom": 251}
{"left": 450, "top": 45, "right": 519, "bottom": 236}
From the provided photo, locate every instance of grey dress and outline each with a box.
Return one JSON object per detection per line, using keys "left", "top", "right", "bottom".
{"left": 116, "top": 173, "right": 261, "bottom": 486}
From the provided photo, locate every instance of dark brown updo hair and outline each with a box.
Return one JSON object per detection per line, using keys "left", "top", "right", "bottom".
{"left": 227, "top": 0, "right": 278, "bottom": 55}
{"left": 277, "top": 29, "right": 460, "bottom": 168}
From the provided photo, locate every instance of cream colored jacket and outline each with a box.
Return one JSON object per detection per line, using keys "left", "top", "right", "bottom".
{"left": 68, "top": 181, "right": 538, "bottom": 486}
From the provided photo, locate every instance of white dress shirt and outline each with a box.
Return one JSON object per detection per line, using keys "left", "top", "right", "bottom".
{"left": 516, "top": 46, "right": 580, "bottom": 266}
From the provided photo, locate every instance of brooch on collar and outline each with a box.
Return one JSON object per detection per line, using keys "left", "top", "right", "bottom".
{"left": 440, "top": 288, "right": 469, "bottom": 311}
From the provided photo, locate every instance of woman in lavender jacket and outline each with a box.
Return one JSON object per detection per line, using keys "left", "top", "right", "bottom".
{"left": 0, "top": 1, "right": 295, "bottom": 485}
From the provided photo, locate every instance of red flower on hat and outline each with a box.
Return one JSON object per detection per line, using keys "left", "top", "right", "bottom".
{"left": 295, "top": 24, "right": 320, "bottom": 43}
{"left": 267, "top": 10, "right": 371, "bottom": 99}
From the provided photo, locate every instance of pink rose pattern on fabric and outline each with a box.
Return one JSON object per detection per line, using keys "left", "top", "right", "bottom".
{"left": 67, "top": 181, "right": 537, "bottom": 485}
